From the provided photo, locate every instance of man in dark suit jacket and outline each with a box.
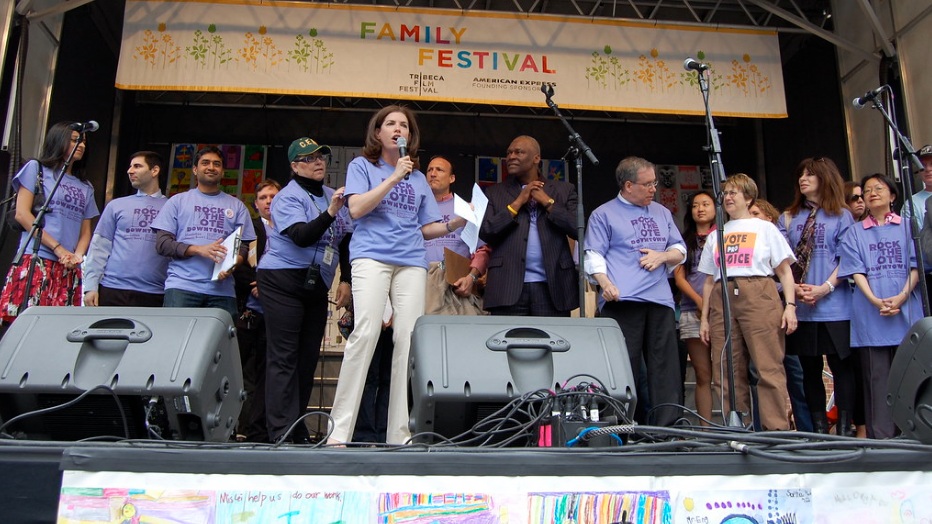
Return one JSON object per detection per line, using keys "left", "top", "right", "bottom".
{"left": 479, "top": 135, "right": 579, "bottom": 316}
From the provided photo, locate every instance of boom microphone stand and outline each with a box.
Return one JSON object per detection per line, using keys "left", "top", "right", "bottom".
{"left": 12, "top": 130, "right": 85, "bottom": 313}
{"left": 857, "top": 86, "right": 930, "bottom": 316}
{"left": 686, "top": 58, "right": 742, "bottom": 428}
{"left": 540, "top": 83, "right": 600, "bottom": 317}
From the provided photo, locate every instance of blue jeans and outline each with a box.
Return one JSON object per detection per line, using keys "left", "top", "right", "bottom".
{"left": 163, "top": 288, "right": 238, "bottom": 322}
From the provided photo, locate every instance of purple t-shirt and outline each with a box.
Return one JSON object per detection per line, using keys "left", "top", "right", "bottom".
{"left": 13, "top": 161, "right": 99, "bottom": 260}
{"left": 150, "top": 189, "right": 257, "bottom": 297}
{"left": 585, "top": 197, "right": 684, "bottom": 309}
{"left": 259, "top": 179, "right": 353, "bottom": 288}
{"left": 344, "top": 157, "right": 440, "bottom": 269}
{"left": 424, "top": 194, "right": 484, "bottom": 263}
{"left": 779, "top": 208, "right": 854, "bottom": 321}
{"left": 87, "top": 192, "right": 169, "bottom": 294}
{"left": 680, "top": 234, "right": 710, "bottom": 312}
{"left": 838, "top": 219, "right": 923, "bottom": 347}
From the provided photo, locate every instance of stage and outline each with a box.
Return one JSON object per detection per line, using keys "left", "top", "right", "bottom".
{"left": 6, "top": 431, "right": 932, "bottom": 523}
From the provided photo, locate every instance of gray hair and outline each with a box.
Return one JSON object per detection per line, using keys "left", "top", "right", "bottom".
{"left": 615, "top": 156, "right": 655, "bottom": 189}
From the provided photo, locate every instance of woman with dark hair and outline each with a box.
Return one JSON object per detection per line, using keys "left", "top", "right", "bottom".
{"left": 844, "top": 180, "right": 866, "bottom": 221}
{"left": 779, "top": 157, "right": 857, "bottom": 435}
{"left": 327, "top": 105, "right": 466, "bottom": 445}
{"left": 0, "top": 121, "right": 99, "bottom": 323}
{"left": 674, "top": 191, "right": 715, "bottom": 424}
{"left": 839, "top": 174, "right": 921, "bottom": 438}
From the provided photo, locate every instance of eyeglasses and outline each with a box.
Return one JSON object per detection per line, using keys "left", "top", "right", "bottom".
{"left": 722, "top": 190, "right": 741, "bottom": 197}
{"left": 863, "top": 186, "right": 887, "bottom": 195}
{"left": 633, "top": 180, "right": 659, "bottom": 188}
{"left": 848, "top": 194, "right": 864, "bottom": 202}
{"left": 295, "top": 154, "right": 330, "bottom": 165}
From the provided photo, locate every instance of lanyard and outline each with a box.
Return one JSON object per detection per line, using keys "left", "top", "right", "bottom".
{"left": 303, "top": 189, "right": 337, "bottom": 262}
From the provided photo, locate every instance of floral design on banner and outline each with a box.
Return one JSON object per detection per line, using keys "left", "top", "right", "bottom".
{"left": 133, "top": 24, "right": 181, "bottom": 67}
{"left": 288, "top": 29, "right": 335, "bottom": 74}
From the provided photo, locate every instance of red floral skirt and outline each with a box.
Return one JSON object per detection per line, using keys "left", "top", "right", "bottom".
{"left": 0, "top": 254, "right": 82, "bottom": 323}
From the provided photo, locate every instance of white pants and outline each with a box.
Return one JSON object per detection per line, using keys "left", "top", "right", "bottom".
{"left": 328, "top": 258, "right": 426, "bottom": 444}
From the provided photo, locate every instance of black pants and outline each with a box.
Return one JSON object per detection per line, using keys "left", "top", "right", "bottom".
{"left": 258, "top": 267, "right": 329, "bottom": 442}
{"left": 486, "top": 282, "right": 570, "bottom": 317}
{"left": 98, "top": 284, "right": 164, "bottom": 307}
{"left": 600, "top": 301, "right": 682, "bottom": 426}
{"left": 236, "top": 310, "right": 268, "bottom": 442}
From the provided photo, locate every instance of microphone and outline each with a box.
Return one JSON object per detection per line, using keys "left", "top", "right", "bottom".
{"left": 70, "top": 121, "right": 99, "bottom": 132}
{"left": 540, "top": 83, "right": 554, "bottom": 98}
{"left": 397, "top": 136, "right": 409, "bottom": 180}
{"left": 683, "top": 58, "right": 709, "bottom": 72}
{"left": 852, "top": 86, "right": 885, "bottom": 109}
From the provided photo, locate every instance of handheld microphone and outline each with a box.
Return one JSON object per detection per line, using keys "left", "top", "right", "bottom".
{"left": 540, "top": 82, "right": 554, "bottom": 98}
{"left": 397, "top": 136, "right": 409, "bottom": 180}
{"left": 852, "top": 86, "right": 885, "bottom": 109}
{"left": 70, "top": 121, "right": 99, "bottom": 132}
{"left": 683, "top": 58, "right": 709, "bottom": 72}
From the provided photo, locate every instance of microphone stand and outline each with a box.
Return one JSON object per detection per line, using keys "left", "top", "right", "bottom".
{"left": 866, "top": 92, "right": 930, "bottom": 316}
{"left": 541, "top": 83, "right": 599, "bottom": 318}
{"left": 692, "top": 66, "right": 742, "bottom": 428}
{"left": 12, "top": 132, "right": 84, "bottom": 314}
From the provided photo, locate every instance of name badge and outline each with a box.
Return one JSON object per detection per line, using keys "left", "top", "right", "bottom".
{"left": 322, "top": 246, "right": 335, "bottom": 265}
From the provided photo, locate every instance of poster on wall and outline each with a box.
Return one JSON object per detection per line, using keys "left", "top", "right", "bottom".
{"left": 475, "top": 157, "right": 568, "bottom": 187}
{"left": 654, "top": 164, "right": 714, "bottom": 229}
{"left": 168, "top": 143, "right": 268, "bottom": 217}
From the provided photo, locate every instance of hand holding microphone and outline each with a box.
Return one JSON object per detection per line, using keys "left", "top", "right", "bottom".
{"left": 397, "top": 136, "right": 411, "bottom": 180}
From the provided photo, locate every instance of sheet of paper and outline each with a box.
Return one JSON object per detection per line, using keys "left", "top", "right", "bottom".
{"left": 453, "top": 184, "right": 488, "bottom": 254}
{"left": 211, "top": 226, "right": 241, "bottom": 281}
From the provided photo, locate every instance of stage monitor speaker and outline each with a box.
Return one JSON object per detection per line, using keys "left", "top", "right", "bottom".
{"left": 0, "top": 307, "right": 243, "bottom": 442}
{"left": 888, "top": 316, "right": 932, "bottom": 443}
{"left": 408, "top": 315, "right": 636, "bottom": 444}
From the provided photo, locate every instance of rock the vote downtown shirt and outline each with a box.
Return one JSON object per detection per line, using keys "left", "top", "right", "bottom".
{"left": 151, "top": 188, "right": 256, "bottom": 297}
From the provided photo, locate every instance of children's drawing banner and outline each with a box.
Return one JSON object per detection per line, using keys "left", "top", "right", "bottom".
{"left": 117, "top": 0, "right": 786, "bottom": 118}
{"left": 58, "top": 470, "right": 931, "bottom": 523}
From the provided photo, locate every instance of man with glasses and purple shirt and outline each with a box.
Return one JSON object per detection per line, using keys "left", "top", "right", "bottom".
{"left": 151, "top": 146, "right": 256, "bottom": 320}
{"left": 584, "top": 156, "right": 686, "bottom": 426}
{"left": 84, "top": 151, "right": 169, "bottom": 307}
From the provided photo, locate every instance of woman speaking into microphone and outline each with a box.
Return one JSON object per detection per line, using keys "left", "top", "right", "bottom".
{"left": 327, "top": 105, "right": 466, "bottom": 445}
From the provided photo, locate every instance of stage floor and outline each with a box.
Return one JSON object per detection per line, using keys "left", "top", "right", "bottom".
{"left": 6, "top": 433, "right": 932, "bottom": 523}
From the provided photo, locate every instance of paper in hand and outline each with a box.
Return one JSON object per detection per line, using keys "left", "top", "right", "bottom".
{"left": 211, "top": 226, "right": 241, "bottom": 281}
{"left": 453, "top": 184, "right": 488, "bottom": 254}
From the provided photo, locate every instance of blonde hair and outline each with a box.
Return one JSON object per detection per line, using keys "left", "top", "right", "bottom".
{"left": 724, "top": 173, "right": 758, "bottom": 206}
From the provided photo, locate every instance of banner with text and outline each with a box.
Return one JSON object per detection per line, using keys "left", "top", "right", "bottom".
{"left": 117, "top": 0, "right": 786, "bottom": 117}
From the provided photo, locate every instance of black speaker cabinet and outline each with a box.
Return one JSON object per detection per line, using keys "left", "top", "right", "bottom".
{"left": 408, "top": 315, "right": 636, "bottom": 443}
{"left": 888, "top": 316, "right": 932, "bottom": 443}
{"left": 0, "top": 307, "right": 243, "bottom": 442}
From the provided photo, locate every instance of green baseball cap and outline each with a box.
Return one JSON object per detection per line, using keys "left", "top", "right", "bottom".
{"left": 288, "top": 137, "right": 332, "bottom": 162}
